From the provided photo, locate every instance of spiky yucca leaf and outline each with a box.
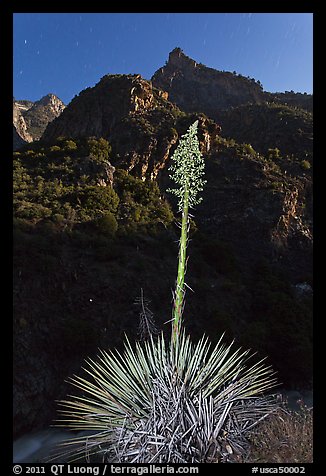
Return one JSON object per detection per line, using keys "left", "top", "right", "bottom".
{"left": 52, "top": 331, "right": 278, "bottom": 463}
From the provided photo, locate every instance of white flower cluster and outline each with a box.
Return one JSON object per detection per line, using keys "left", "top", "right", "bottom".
{"left": 167, "top": 120, "right": 206, "bottom": 212}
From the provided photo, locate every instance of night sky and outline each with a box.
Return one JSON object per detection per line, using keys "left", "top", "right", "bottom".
{"left": 13, "top": 13, "right": 313, "bottom": 105}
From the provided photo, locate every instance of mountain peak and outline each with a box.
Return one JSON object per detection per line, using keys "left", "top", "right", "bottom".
{"left": 36, "top": 93, "right": 65, "bottom": 113}
{"left": 13, "top": 93, "right": 66, "bottom": 146}
{"left": 152, "top": 49, "right": 264, "bottom": 119}
{"left": 169, "top": 47, "right": 184, "bottom": 60}
{"left": 38, "top": 93, "right": 58, "bottom": 102}
{"left": 167, "top": 47, "right": 199, "bottom": 69}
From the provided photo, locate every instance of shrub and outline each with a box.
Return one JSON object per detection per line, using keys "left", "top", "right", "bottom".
{"left": 246, "top": 407, "right": 313, "bottom": 463}
{"left": 56, "top": 136, "right": 67, "bottom": 143}
{"left": 301, "top": 159, "right": 311, "bottom": 170}
{"left": 267, "top": 148, "right": 281, "bottom": 160}
{"left": 242, "top": 143, "right": 255, "bottom": 154}
{"left": 86, "top": 137, "right": 111, "bottom": 163}
{"left": 64, "top": 140, "right": 78, "bottom": 151}
{"left": 95, "top": 212, "right": 118, "bottom": 237}
{"left": 115, "top": 170, "right": 157, "bottom": 205}
{"left": 51, "top": 213, "right": 66, "bottom": 227}
{"left": 14, "top": 201, "right": 52, "bottom": 220}
{"left": 114, "top": 169, "right": 174, "bottom": 229}
{"left": 49, "top": 145, "right": 61, "bottom": 153}
{"left": 72, "top": 186, "right": 120, "bottom": 218}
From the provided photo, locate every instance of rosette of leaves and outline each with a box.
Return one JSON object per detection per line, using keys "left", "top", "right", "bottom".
{"left": 53, "top": 332, "right": 277, "bottom": 463}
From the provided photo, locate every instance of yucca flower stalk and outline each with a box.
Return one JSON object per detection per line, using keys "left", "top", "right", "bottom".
{"left": 167, "top": 120, "right": 206, "bottom": 345}
{"left": 51, "top": 120, "right": 280, "bottom": 464}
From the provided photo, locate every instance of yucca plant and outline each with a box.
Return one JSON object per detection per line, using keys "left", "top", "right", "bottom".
{"left": 52, "top": 121, "right": 279, "bottom": 463}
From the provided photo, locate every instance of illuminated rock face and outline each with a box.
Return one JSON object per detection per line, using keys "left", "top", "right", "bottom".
{"left": 41, "top": 73, "right": 222, "bottom": 180}
{"left": 22, "top": 94, "right": 66, "bottom": 140}
{"left": 13, "top": 100, "right": 33, "bottom": 146}
{"left": 13, "top": 94, "right": 66, "bottom": 147}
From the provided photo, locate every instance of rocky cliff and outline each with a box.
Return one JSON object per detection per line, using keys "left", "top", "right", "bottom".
{"left": 152, "top": 48, "right": 264, "bottom": 119}
{"left": 152, "top": 48, "right": 312, "bottom": 120}
{"left": 13, "top": 125, "right": 28, "bottom": 150}
{"left": 151, "top": 49, "right": 312, "bottom": 171}
{"left": 23, "top": 94, "right": 65, "bottom": 140}
{"left": 15, "top": 99, "right": 34, "bottom": 113}
{"left": 13, "top": 94, "right": 65, "bottom": 148}
{"left": 194, "top": 137, "right": 313, "bottom": 279}
{"left": 42, "top": 74, "right": 220, "bottom": 179}
{"left": 13, "top": 99, "right": 33, "bottom": 145}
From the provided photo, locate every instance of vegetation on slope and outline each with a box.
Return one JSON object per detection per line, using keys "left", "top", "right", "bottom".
{"left": 219, "top": 102, "right": 313, "bottom": 168}
{"left": 13, "top": 137, "right": 174, "bottom": 234}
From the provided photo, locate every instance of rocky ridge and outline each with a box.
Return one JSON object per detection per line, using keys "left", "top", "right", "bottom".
{"left": 23, "top": 94, "right": 66, "bottom": 140}
{"left": 42, "top": 74, "right": 220, "bottom": 180}
{"left": 13, "top": 94, "right": 65, "bottom": 149}
{"left": 13, "top": 99, "right": 33, "bottom": 144}
{"left": 152, "top": 48, "right": 264, "bottom": 119}
{"left": 15, "top": 99, "right": 34, "bottom": 113}
{"left": 150, "top": 48, "right": 312, "bottom": 174}
{"left": 151, "top": 47, "right": 312, "bottom": 119}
